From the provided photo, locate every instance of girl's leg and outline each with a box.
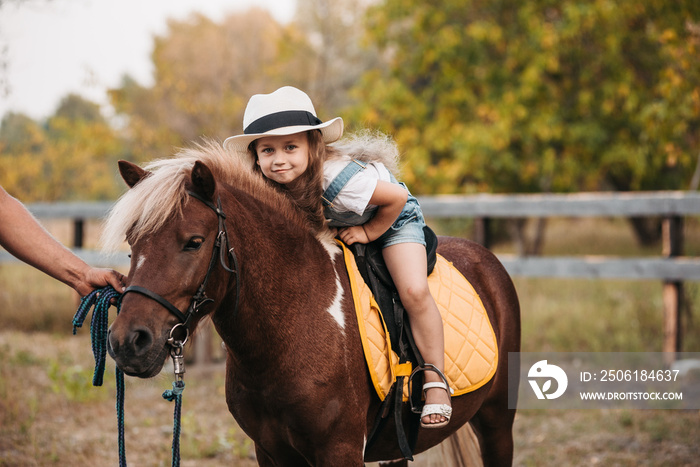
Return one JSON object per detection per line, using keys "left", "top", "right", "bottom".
{"left": 382, "top": 242, "right": 450, "bottom": 425}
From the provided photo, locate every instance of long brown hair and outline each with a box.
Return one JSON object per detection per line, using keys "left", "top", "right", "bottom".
{"left": 249, "top": 130, "right": 329, "bottom": 233}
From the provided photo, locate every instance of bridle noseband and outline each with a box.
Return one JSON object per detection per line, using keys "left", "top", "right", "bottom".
{"left": 122, "top": 191, "right": 240, "bottom": 346}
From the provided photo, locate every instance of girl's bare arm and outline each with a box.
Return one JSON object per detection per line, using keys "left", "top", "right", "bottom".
{"left": 338, "top": 180, "right": 407, "bottom": 244}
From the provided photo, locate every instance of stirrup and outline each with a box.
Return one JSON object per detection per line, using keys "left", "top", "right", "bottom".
{"left": 408, "top": 363, "right": 454, "bottom": 414}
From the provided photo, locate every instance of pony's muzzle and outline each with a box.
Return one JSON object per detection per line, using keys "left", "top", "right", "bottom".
{"left": 108, "top": 325, "right": 155, "bottom": 360}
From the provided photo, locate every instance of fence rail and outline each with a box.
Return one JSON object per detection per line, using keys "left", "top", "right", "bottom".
{"left": 417, "top": 190, "right": 700, "bottom": 356}
{"left": 417, "top": 191, "right": 700, "bottom": 217}
{"left": 2, "top": 191, "right": 699, "bottom": 354}
{"left": 416, "top": 190, "right": 700, "bottom": 283}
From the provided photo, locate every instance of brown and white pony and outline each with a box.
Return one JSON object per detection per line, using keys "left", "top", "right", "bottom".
{"left": 104, "top": 141, "right": 521, "bottom": 466}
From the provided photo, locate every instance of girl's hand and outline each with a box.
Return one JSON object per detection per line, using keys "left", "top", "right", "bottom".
{"left": 339, "top": 226, "right": 370, "bottom": 245}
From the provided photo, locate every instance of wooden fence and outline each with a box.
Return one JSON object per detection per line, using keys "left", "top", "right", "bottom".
{"left": 418, "top": 190, "right": 700, "bottom": 357}
{"left": 2, "top": 191, "right": 699, "bottom": 355}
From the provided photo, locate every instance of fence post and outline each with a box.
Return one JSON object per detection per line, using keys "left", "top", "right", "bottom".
{"left": 73, "top": 218, "right": 85, "bottom": 249}
{"left": 192, "top": 321, "right": 213, "bottom": 365}
{"left": 71, "top": 217, "right": 86, "bottom": 308}
{"left": 662, "top": 215, "right": 683, "bottom": 362}
{"left": 474, "top": 217, "right": 491, "bottom": 249}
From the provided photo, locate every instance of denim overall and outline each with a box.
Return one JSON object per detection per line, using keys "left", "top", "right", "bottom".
{"left": 322, "top": 159, "right": 427, "bottom": 247}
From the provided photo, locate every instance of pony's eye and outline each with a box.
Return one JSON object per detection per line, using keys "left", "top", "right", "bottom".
{"left": 184, "top": 237, "right": 204, "bottom": 251}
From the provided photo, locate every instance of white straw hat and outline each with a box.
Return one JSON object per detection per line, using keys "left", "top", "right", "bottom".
{"left": 223, "top": 86, "right": 344, "bottom": 162}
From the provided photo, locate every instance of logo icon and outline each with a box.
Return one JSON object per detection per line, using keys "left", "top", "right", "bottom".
{"left": 528, "top": 360, "right": 568, "bottom": 400}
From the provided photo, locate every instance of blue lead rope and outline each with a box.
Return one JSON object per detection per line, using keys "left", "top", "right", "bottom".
{"left": 73, "top": 286, "right": 127, "bottom": 466}
{"left": 73, "top": 286, "right": 184, "bottom": 467}
{"left": 162, "top": 381, "right": 186, "bottom": 465}
{"left": 72, "top": 287, "right": 122, "bottom": 386}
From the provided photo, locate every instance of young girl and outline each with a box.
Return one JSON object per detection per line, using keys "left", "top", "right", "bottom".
{"left": 224, "top": 86, "right": 452, "bottom": 428}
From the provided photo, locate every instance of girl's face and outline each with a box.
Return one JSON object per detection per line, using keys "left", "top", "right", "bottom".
{"left": 255, "top": 133, "right": 310, "bottom": 186}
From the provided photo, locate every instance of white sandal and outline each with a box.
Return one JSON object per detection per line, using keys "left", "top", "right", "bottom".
{"left": 420, "top": 381, "right": 453, "bottom": 428}
{"left": 409, "top": 364, "right": 454, "bottom": 429}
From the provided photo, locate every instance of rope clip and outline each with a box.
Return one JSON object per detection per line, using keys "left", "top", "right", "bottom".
{"left": 167, "top": 324, "right": 188, "bottom": 382}
{"left": 169, "top": 344, "right": 186, "bottom": 382}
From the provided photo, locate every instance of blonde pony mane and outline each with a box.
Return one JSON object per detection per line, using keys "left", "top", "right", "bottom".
{"left": 101, "top": 139, "right": 314, "bottom": 253}
{"left": 328, "top": 130, "right": 401, "bottom": 175}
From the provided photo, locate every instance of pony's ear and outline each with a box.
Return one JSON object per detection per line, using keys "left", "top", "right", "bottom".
{"left": 118, "top": 160, "right": 150, "bottom": 188}
{"left": 191, "top": 161, "right": 216, "bottom": 200}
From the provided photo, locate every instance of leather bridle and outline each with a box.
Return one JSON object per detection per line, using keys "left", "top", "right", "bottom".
{"left": 121, "top": 191, "right": 240, "bottom": 347}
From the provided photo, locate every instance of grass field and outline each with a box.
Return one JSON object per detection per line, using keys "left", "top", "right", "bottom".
{"left": 1, "top": 217, "right": 699, "bottom": 465}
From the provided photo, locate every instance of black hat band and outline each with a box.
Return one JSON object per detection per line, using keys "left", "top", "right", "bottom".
{"left": 244, "top": 110, "right": 323, "bottom": 135}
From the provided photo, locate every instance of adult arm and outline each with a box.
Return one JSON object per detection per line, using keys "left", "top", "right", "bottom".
{"left": 0, "top": 186, "right": 125, "bottom": 296}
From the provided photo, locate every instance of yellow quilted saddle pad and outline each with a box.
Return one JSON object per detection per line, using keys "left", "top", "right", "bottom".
{"left": 338, "top": 240, "right": 498, "bottom": 401}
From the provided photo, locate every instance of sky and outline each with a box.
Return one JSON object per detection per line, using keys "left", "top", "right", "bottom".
{"left": 0, "top": 0, "right": 297, "bottom": 120}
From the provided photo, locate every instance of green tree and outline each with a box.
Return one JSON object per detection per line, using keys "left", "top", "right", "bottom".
{"left": 293, "top": 0, "right": 381, "bottom": 117}
{"left": 353, "top": 0, "right": 700, "bottom": 197}
{"left": 0, "top": 95, "right": 124, "bottom": 201}
{"left": 109, "top": 9, "right": 316, "bottom": 163}
{"left": 54, "top": 93, "right": 105, "bottom": 123}
{"left": 0, "top": 112, "right": 48, "bottom": 198}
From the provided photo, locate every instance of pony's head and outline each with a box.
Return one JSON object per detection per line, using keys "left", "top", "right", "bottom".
{"left": 105, "top": 141, "right": 320, "bottom": 377}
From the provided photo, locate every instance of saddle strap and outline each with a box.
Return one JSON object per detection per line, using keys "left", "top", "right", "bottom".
{"left": 365, "top": 375, "right": 416, "bottom": 462}
{"left": 394, "top": 375, "right": 416, "bottom": 461}
{"left": 365, "top": 312, "right": 422, "bottom": 462}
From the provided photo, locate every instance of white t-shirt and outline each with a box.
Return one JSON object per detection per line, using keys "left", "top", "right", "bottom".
{"left": 322, "top": 156, "right": 392, "bottom": 215}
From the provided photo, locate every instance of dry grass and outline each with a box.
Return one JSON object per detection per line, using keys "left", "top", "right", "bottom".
{"left": 0, "top": 331, "right": 257, "bottom": 467}
{"left": 1, "top": 217, "right": 699, "bottom": 465}
{"left": 2, "top": 331, "right": 699, "bottom": 466}
{"left": 513, "top": 409, "right": 700, "bottom": 466}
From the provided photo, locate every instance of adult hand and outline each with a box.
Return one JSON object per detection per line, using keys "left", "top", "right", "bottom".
{"left": 77, "top": 267, "right": 127, "bottom": 297}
